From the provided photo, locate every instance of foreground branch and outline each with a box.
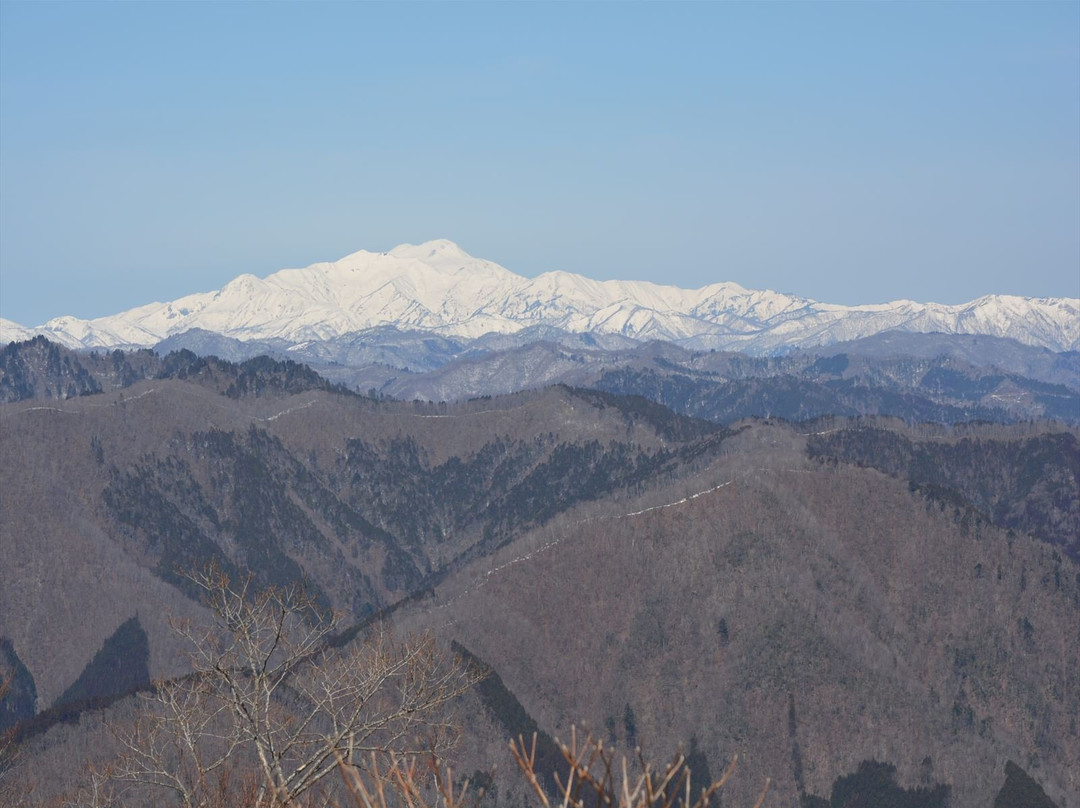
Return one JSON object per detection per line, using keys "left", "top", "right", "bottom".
{"left": 510, "top": 727, "right": 769, "bottom": 808}
{"left": 103, "top": 564, "right": 481, "bottom": 807}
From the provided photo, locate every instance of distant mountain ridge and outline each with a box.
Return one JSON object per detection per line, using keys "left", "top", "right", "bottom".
{"left": 3, "top": 239, "right": 1077, "bottom": 353}
{"left": 5, "top": 334, "right": 1077, "bottom": 426}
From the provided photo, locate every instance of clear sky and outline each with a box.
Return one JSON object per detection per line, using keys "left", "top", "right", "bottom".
{"left": 1, "top": 1, "right": 1077, "bottom": 326}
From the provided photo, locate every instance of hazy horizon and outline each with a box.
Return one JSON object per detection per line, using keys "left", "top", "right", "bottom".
{"left": 2, "top": 1, "right": 1078, "bottom": 326}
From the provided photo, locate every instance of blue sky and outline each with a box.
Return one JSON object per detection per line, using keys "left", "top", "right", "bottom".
{"left": 1, "top": 1, "right": 1078, "bottom": 326}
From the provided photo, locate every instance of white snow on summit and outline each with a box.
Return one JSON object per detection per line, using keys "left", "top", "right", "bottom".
{"left": 5, "top": 240, "right": 1079, "bottom": 353}
{"left": 0, "top": 318, "right": 39, "bottom": 345}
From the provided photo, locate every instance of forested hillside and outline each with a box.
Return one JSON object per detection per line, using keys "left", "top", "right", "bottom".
{"left": 1, "top": 339, "right": 1076, "bottom": 807}
{"left": 808, "top": 424, "right": 1080, "bottom": 560}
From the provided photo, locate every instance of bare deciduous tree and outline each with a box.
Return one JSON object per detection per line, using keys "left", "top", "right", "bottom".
{"left": 105, "top": 565, "right": 480, "bottom": 808}
{"left": 510, "top": 727, "right": 771, "bottom": 808}
{"left": 336, "top": 750, "right": 483, "bottom": 808}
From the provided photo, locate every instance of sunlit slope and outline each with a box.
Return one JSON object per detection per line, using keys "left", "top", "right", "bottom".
{"left": 393, "top": 422, "right": 1079, "bottom": 808}
{"left": 7, "top": 240, "right": 1077, "bottom": 352}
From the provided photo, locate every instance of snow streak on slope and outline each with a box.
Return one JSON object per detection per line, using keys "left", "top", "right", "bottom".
{"left": 6, "top": 239, "right": 1079, "bottom": 353}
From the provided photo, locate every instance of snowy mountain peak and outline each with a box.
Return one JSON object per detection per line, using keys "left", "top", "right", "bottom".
{"left": 388, "top": 238, "right": 468, "bottom": 259}
{"left": 4, "top": 241, "right": 1078, "bottom": 354}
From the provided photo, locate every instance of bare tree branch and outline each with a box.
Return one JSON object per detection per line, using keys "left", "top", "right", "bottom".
{"left": 104, "top": 564, "right": 481, "bottom": 807}
{"left": 510, "top": 727, "right": 760, "bottom": 808}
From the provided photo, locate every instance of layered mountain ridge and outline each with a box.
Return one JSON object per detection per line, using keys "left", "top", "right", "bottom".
{"left": 4, "top": 239, "right": 1078, "bottom": 353}
{"left": 2, "top": 349, "right": 1077, "bottom": 807}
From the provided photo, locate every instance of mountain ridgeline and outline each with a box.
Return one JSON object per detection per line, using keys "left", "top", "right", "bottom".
{"left": 6, "top": 239, "right": 1078, "bottom": 353}
{"left": 4, "top": 331, "right": 1079, "bottom": 427}
{"left": 0, "top": 336, "right": 1077, "bottom": 807}
{"left": 0, "top": 335, "right": 340, "bottom": 403}
{"left": 150, "top": 324, "right": 1080, "bottom": 425}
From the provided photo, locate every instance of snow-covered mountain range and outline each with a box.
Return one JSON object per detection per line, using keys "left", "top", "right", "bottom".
{"left": 3, "top": 239, "right": 1078, "bottom": 353}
